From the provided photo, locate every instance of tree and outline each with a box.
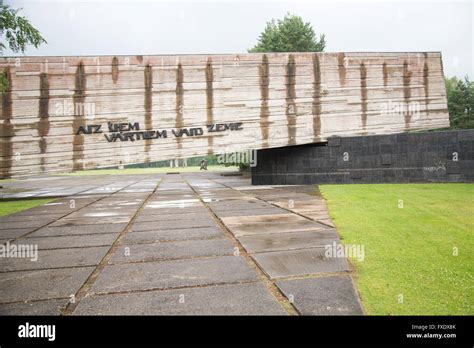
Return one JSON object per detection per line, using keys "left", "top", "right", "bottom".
{"left": 249, "top": 13, "right": 326, "bottom": 53}
{"left": 1, "top": 4, "right": 46, "bottom": 92}
{"left": 446, "top": 76, "right": 474, "bottom": 129}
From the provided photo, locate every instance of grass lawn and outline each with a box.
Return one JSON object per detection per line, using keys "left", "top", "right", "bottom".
{"left": 320, "top": 184, "right": 473, "bottom": 315}
{"left": 0, "top": 198, "right": 55, "bottom": 217}
{"left": 0, "top": 179, "right": 16, "bottom": 184}
{"left": 58, "top": 165, "right": 238, "bottom": 176}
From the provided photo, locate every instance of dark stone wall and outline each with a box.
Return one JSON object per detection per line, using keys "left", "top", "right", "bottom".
{"left": 251, "top": 129, "right": 474, "bottom": 185}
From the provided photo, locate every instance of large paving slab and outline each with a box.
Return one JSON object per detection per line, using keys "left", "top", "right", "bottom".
{"left": 50, "top": 216, "right": 131, "bottom": 227}
{"left": 0, "top": 266, "right": 95, "bottom": 303}
{"left": 239, "top": 230, "right": 339, "bottom": 253}
{"left": 0, "top": 246, "right": 109, "bottom": 272}
{"left": 91, "top": 255, "right": 258, "bottom": 294}
{"left": 131, "top": 219, "right": 217, "bottom": 232}
{"left": 222, "top": 213, "right": 307, "bottom": 225}
{"left": 110, "top": 238, "right": 235, "bottom": 263}
{"left": 15, "top": 233, "right": 119, "bottom": 249}
{"left": 124, "top": 227, "right": 225, "bottom": 244}
{"left": 209, "top": 203, "right": 271, "bottom": 212}
{"left": 257, "top": 192, "right": 318, "bottom": 201}
{"left": 312, "top": 218, "right": 335, "bottom": 228}
{"left": 70, "top": 208, "right": 137, "bottom": 218}
{"left": 0, "top": 228, "right": 34, "bottom": 239}
{"left": 271, "top": 200, "right": 328, "bottom": 211}
{"left": 225, "top": 219, "right": 329, "bottom": 236}
{"left": 296, "top": 211, "right": 332, "bottom": 220}
{"left": 134, "top": 212, "right": 207, "bottom": 222}
{"left": 142, "top": 206, "right": 208, "bottom": 215}
{"left": 251, "top": 248, "right": 349, "bottom": 279}
{"left": 276, "top": 276, "right": 364, "bottom": 315}
{"left": 0, "top": 298, "right": 69, "bottom": 315}
{"left": 74, "top": 282, "right": 287, "bottom": 315}
{"left": 29, "top": 223, "right": 128, "bottom": 237}
{"left": 0, "top": 219, "right": 56, "bottom": 230}
{"left": 215, "top": 207, "right": 287, "bottom": 217}
{"left": 145, "top": 200, "right": 202, "bottom": 209}
{"left": 0, "top": 213, "right": 66, "bottom": 223}
{"left": 11, "top": 199, "right": 100, "bottom": 215}
{"left": 148, "top": 195, "right": 196, "bottom": 201}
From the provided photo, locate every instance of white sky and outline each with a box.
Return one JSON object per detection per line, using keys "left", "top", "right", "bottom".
{"left": 4, "top": 0, "right": 473, "bottom": 78}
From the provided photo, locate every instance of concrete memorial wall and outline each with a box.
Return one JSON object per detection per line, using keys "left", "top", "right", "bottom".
{"left": 0, "top": 52, "right": 449, "bottom": 178}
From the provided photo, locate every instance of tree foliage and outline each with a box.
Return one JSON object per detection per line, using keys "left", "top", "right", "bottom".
{"left": 1, "top": 4, "right": 46, "bottom": 93}
{"left": 249, "top": 13, "right": 325, "bottom": 53}
{"left": 446, "top": 76, "right": 474, "bottom": 129}
{"left": 0, "top": 4, "right": 46, "bottom": 53}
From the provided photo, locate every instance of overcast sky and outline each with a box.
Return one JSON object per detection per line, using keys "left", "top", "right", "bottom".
{"left": 4, "top": 0, "right": 473, "bottom": 78}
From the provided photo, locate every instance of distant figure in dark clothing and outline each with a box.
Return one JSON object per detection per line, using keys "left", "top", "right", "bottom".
{"left": 200, "top": 159, "right": 208, "bottom": 170}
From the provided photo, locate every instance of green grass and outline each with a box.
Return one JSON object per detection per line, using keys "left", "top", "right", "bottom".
{"left": 0, "top": 179, "right": 16, "bottom": 184}
{"left": 320, "top": 184, "right": 474, "bottom": 315}
{"left": 58, "top": 165, "right": 238, "bottom": 176}
{"left": 0, "top": 198, "right": 55, "bottom": 217}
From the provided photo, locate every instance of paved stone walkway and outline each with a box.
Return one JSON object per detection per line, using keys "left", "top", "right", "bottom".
{"left": 0, "top": 172, "right": 363, "bottom": 315}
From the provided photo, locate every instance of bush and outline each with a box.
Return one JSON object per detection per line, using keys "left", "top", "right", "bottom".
{"left": 446, "top": 76, "right": 474, "bottom": 129}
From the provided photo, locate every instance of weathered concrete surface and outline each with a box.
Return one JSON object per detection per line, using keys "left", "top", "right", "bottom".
{"left": 14, "top": 234, "right": 119, "bottom": 250}
{"left": 238, "top": 230, "right": 339, "bottom": 253}
{"left": 74, "top": 283, "right": 287, "bottom": 315}
{"left": 186, "top": 172, "right": 362, "bottom": 313}
{"left": 30, "top": 223, "right": 128, "bottom": 237}
{"left": 216, "top": 207, "right": 286, "bottom": 217}
{"left": 142, "top": 206, "right": 209, "bottom": 215}
{"left": 252, "top": 249, "right": 349, "bottom": 279}
{"left": 277, "top": 276, "right": 364, "bottom": 315}
{"left": 91, "top": 256, "right": 258, "bottom": 294}
{"left": 0, "top": 213, "right": 65, "bottom": 223}
{"left": 49, "top": 216, "right": 132, "bottom": 227}
{"left": 135, "top": 212, "right": 206, "bottom": 222}
{"left": 110, "top": 238, "right": 235, "bottom": 263}
{"left": 222, "top": 214, "right": 329, "bottom": 236}
{"left": 0, "top": 219, "right": 60, "bottom": 230}
{"left": 0, "top": 53, "right": 449, "bottom": 179}
{"left": 0, "top": 246, "right": 109, "bottom": 272}
{"left": 0, "top": 299, "right": 68, "bottom": 315}
{"left": 124, "top": 227, "right": 225, "bottom": 244}
{"left": 0, "top": 267, "right": 95, "bottom": 303}
{"left": 131, "top": 219, "right": 217, "bottom": 232}
{"left": 0, "top": 172, "right": 363, "bottom": 315}
{"left": 0, "top": 228, "right": 33, "bottom": 239}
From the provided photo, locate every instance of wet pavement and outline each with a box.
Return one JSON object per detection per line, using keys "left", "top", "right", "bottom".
{"left": 0, "top": 172, "right": 363, "bottom": 315}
